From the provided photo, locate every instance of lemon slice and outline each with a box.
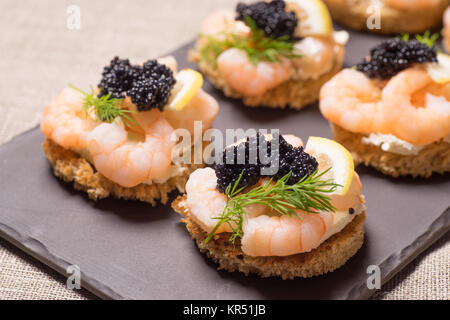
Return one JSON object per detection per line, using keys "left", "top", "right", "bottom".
{"left": 426, "top": 53, "right": 450, "bottom": 84}
{"left": 304, "top": 137, "right": 354, "bottom": 195}
{"left": 288, "top": 0, "right": 333, "bottom": 37}
{"left": 167, "top": 69, "right": 203, "bottom": 111}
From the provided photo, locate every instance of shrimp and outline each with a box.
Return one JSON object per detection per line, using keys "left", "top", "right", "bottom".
{"left": 200, "top": 9, "right": 250, "bottom": 37}
{"left": 241, "top": 210, "right": 334, "bottom": 256}
{"left": 319, "top": 69, "right": 384, "bottom": 134}
{"left": 385, "top": 0, "right": 441, "bottom": 10}
{"left": 185, "top": 165, "right": 362, "bottom": 257}
{"left": 320, "top": 67, "right": 450, "bottom": 145}
{"left": 185, "top": 167, "right": 229, "bottom": 233}
{"left": 241, "top": 173, "right": 362, "bottom": 257}
{"left": 330, "top": 173, "right": 362, "bottom": 211}
{"left": 86, "top": 107, "right": 175, "bottom": 187}
{"left": 381, "top": 68, "right": 450, "bottom": 144}
{"left": 41, "top": 87, "right": 97, "bottom": 150}
{"left": 217, "top": 48, "right": 292, "bottom": 96}
{"left": 292, "top": 37, "right": 335, "bottom": 79}
{"left": 163, "top": 88, "right": 219, "bottom": 135}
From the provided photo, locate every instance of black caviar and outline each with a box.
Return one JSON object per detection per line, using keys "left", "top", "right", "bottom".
{"left": 356, "top": 38, "right": 437, "bottom": 80}
{"left": 127, "top": 60, "right": 176, "bottom": 111}
{"left": 97, "top": 57, "right": 176, "bottom": 111}
{"left": 274, "top": 136, "right": 318, "bottom": 185}
{"left": 98, "top": 57, "right": 140, "bottom": 99}
{"left": 215, "top": 133, "right": 268, "bottom": 193}
{"left": 215, "top": 134, "right": 318, "bottom": 193}
{"left": 236, "top": 0, "right": 298, "bottom": 40}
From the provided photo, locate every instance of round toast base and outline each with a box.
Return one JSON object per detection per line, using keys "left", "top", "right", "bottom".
{"left": 331, "top": 124, "right": 450, "bottom": 178}
{"left": 43, "top": 138, "right": 201, "bottom": 205}
{"left": 172, "top": 195, "right": 365, "bottom": 279}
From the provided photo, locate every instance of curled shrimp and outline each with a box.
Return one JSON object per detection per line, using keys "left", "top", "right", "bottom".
{"left": 200, "top": 9, "right": 250, "bottom": 38}
{"left": 217, "top": 48, "right": 292, "bottom": 96}
{"left": 241, "top": 173, "right": 362, "bottom": 256}
{"left": 159, "top": 56, "right": 219, "bottom": 135}
{"left": 380, "top": 68, "right": 450, "bottom": 144}
{"left": 185, "top": 165, "right": 362, "bottom": 257}
{"left": 320, "top": 69, "right": 384, "bottom": 134}
{"left": 292, "top": 37, "right": 335, "bottom": 79}
{"left": 86, "top": 106, "right": 175, "bottom": 188}
{"left": 241, "top": 210, "right": 334, "bottom": 256}
{"left": 185, "top": 167, "right": 229, "bottom": 233}
{"left": 320, "top": 68, "right": 450, "bottom": 145}
{"left": 40, "top": 87, "right": 97, "bottom": 150}
{"left": 163, "top": 88, "right": 219, "bottom": 135}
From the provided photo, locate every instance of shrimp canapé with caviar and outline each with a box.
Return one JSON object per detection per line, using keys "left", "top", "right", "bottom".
{"left": 174, "top": 134, "right": 366, "bottom": 279}
{"left": 319, "top": 36, "right": 450, "bottom": 178}
{"left": 191, "top": 0, "right": 349, "bottom": 109}
{"left": 41, "top": 56, "right": 219, "bottom": 203}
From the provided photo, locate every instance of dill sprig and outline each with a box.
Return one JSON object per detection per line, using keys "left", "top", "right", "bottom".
{"left": 69, "top": 84, "right": 136, "bottom": 125}
{"left": 205, "top": 169, "right": 340, "bottom": 244}
{"left": 199, "top": 16, "right": 299, "bottom": 67}
{"left": 401, "top": 31, "right": 439, "bottom": 48}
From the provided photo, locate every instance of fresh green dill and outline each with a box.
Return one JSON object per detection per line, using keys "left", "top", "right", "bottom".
{"left": 401, "top": 31, "right": 439, "bottom": 48}
{"left": 199, "top": 16, "right": 300, "bottom": 67}
{"left": 69, "top": 84, "right": 136, "bottom": 125}
{"left": 205, "top": 169, "right": 340, "bottom": 244}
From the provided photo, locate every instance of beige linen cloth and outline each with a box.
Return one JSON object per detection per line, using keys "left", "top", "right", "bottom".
{"left": 0, "top": 0, "right": 448, "bottom": 300}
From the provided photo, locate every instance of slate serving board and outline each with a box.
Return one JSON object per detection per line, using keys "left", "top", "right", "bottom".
{"left": 0, "top": 31, "right": 449, "bottom": 300}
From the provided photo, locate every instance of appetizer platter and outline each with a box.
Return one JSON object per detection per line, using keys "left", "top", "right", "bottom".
{"left": 0, "top": 0, "right": 449, "bottom": 300}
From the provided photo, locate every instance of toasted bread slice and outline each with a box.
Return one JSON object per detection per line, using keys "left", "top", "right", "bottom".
{"left": 331, "top": 124, "right": 450, "bottom": 178}
{"left": 43, "top": 138, "right": 201, "bottom": 205}
{"left": 172, "top": 195, "right": 365, "bottom": 279}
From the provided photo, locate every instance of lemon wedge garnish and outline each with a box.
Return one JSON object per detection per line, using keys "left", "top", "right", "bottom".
{"left": 426, "top": 53, "right": 450, "bottom": 84}
{"left": 304, "top": 137, "right": 354, "bottom": 195}
{"left": 167, "top": 69, "right": 203, "bottom": 111}
{"left": 288, "top": 0, "right": 333, "bottom": 37}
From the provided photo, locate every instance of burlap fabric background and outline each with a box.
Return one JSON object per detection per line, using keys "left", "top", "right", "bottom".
{"left": 0, "top": 0, "right": 448, "bottom": 300}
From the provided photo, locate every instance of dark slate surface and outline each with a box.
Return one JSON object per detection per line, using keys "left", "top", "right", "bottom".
{"left": 0, "top": 32, "right": 449, "bottom": 299}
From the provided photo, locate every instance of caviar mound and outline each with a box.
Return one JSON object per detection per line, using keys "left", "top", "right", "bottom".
{"left": 236, "top": 0, "right": 298, "bottom": 40}
{"left": 215, "top": 134, "right": 318, "bottom": 193}
{"left": 98, "top": 57, "right": 140, "bottom": 99}
{"left": 356, "top": 38, "right": 437, "bottom": 80}
{"left": 215, "top": 133, "right": 268, "bottom": 193}
{"left": 275, "top": 136, "right": 318, "bottom": 184}
{"left": 97, "top": 57, "right": 176, "bottom": 111}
